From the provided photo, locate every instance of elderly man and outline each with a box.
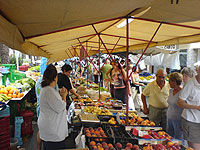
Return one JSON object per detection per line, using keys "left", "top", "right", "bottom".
{"left": 141, "top": 69, "right": 170, "bottom": 131}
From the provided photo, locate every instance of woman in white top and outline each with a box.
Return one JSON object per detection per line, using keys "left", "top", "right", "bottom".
{"left": 129, "top": 65, "right": 144, "bottom": 110}
{"left": 177, "top": 62, "right": 200, "bottom": 150}
{"left": 38, "top": 65, "right": 68, "bottom": 150}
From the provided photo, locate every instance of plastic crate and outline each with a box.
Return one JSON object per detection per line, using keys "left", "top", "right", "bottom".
{"left": 21, "top": 110, "right": 33, "bottom": 135}
{"left": 84, "top": 125, "right": 111, "bottom": 144}
{"left": 2, "top": 74, "right": 9, "bottom": 85}
{"left": 0, "top": 64, "right": 16, "bottom": 72}
{"left": 0, "top": 67, "right": 9, "bottom": 73}
{"left": 0, "top": 116, "right": 10, "bottom": 150}
{"left": 0, "top": 141, "right": 10, "bottom": 150}
{"left": 13, "top": 72, "right": 26, "bottom": 81}
{"left": 87, "top": 137, "right": 114, "bottom": 149}
{"left": 0, "top": 105, "right": 10, "bottom": 118}
{"left": 19, "top": 66, "right": 29, "bottom": 72}
{"left": 0, "top": 116, "right": 10, "bottom": 135}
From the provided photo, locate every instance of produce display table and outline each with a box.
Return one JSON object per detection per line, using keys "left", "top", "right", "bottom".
{"left": 8, "top": 89, "right": 32, "bottom": 125}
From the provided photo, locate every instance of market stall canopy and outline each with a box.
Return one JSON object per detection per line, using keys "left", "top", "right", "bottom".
{"left": 1, "top": 0, "right": 200, "bottom": 63}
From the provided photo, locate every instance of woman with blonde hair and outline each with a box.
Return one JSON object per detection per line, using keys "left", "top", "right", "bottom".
{"left": 167, "top": 72, "right": 183, "bottom": 141}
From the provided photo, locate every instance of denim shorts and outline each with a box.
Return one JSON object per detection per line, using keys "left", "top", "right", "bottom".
{"left": 182, "top": 118, "right": 200, "bottom": 143}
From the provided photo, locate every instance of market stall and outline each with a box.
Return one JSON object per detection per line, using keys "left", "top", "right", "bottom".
{"left": 0, "top": 1, "right": 200, "bottom": 149}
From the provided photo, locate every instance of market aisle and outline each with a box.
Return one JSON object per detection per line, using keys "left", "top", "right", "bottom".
{"left": 22, "top": 121, "right": 38, "bottom": 150}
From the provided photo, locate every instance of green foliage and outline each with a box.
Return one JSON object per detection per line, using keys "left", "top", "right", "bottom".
{"left": 9, "top": 54, "right": 22, "bottom": 66}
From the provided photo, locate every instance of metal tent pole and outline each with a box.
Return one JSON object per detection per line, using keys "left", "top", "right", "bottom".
{"left": 98, "top": 38, "right": 101, "bottom": 101}
{"left": 86, "top": 41, "right": 89, "bottom": 88}
{"left": 128, "top": 23, "right": 163, "bottom": 79}
{"left": 126, "top": 17, "right": 129, "bottom": 125}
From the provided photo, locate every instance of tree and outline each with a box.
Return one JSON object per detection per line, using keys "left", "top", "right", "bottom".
{"left": 0, "top": 43, "right": 9, "bottom": 64}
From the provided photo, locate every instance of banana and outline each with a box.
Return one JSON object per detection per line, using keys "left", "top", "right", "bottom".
{"left": 0, "top": 94, "right": 8, "bottom": 101}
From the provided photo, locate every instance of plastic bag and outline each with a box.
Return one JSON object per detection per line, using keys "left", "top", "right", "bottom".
{"left": 128, "top": 95, "right": 135, "bottom": 111}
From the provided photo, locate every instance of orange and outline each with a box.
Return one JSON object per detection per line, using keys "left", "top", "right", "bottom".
{"left": 17, "top": 94, "right": 21, "bottom": 98}
{"left": 9, "top": 89, "right": 14, "bottom": 94}
{"left": 7, "top": 94, "right": 12, "bottom": 97}
{"left": 6, "top": 86, "right": 11, "bottom": 91}
{"left": 90, "top": 141, "right": 96, "bottom": 146}
{"left": 4, "top": 90, "right": 8, "bottom": 94}
{"left": 12, "top": 94, "right": 17, "bottom": 98}
{"left": 20, "top": 93, "right": 24, "bottom": 97}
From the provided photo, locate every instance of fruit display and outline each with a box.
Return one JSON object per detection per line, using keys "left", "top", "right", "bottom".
{"left": 0, "top": 85, "right": 24, "bottom": 99}
{"left": 108, "top": 117, "right": 118, "bottom": 124}
{"left": 85, "top": 127, "right": 108, "bottom": 139}
{"left": 105, "top": 124, "right": 132, "bottom": 139}
{"left": 141, "top": 139, "right": 185, "bottom": 150}
{"left": 139, "top": 72, "right": 153, "bottom": 81}
{"left": 131, "top": 129, "right": 173, "bottom": 140}
{"left": 92, "top": 87, "right": 109, "bottom": 92}
{"left": 106, "top": 115, "right": 155, "bottom": 127}
{"left": 115, "top": 142, "right": 141, "bottom": 150}
{"left": 83, "top": 106, "right": 112, "bottom": 115}
{"left": 89, "top": 141, "right": 115, "bottom": 150}
{"left": 73, "top": 97, "right": 93, "bottom": 103}
{"left": 25, "top": 70, "right": 41, "bottom": 81}
{"left": 0, "top": 93, "right": 12, "bottom": 102}
{"left": 10, "top": 77, "right": 35, "bottom": 92}
{"left": 118, "top": 112, "right": 138, "bottom": 118}
{"left": 79, "top": 113, "right": 100, "bottom": 123}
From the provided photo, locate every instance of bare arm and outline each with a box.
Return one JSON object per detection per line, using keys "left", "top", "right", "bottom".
{"left": 141, "top": 94, "right": 149, "bottom": 114}
{"left": 177, "top": 98, "right": 200, "bottom": 110}
{"left": 70, "top": 89, "right": 81, "bottom": 99}
{"left": 122, "top": 69, "right": 127, "bottom": 80}
{"left": 132, "top": 74, "right": 144, "bottom": 86}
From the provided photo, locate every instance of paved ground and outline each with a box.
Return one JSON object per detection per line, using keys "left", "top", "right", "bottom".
{"left": 16, "top": 122, "right": 38, "bottom": 150}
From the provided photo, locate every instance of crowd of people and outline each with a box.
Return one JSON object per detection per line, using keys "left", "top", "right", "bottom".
{"left": 35, "top": 56, "right": 200, "bottom": 150}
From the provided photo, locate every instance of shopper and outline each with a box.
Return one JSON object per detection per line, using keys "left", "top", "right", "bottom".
{"left": 35, "top": 64, "right": 59, "bottom": 150}
{"left": 38, "top": 65, "right": 68, "bottom": 150}
{"left": 166, "top": 72, "right": 183, "bottom": 141}
{"left": 129, "top": 65, "right": 144, "bottom": 110}
{"left": 107, "top": 61, "right": 128, "bottom": 104}
{"left": 101, "top": 59, "right": 112, "bottom": 89}
{"left": 177, "top": 62, "right": 200, "bottom": 150}
{"left": 181, "top": 67, "right": 194, "bottom": 84}
{"left": 141, "top": 68, "right": 170, "bottom": 131}
{"left": 76, "top": 62, "right": 83, "bottom": 78}
{"left": 58, "top": 64, "right": 81, "bottom": 109}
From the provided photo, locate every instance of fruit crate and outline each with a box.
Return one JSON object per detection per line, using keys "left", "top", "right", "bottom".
{"left": 104, "top": 124, "right": 132, "bottom": 139}
{"left": 0, "top": 116, "right": 10, "bottom": 150}
{"left": 20, "top": 110, "right": 33, "bottom": 135}
{"left": 139, "top": 142, "right": 186, "bottom": 150}
{"left": 114, "top": 139, "right": 139, "bottom": 150}
{"left": 97, "top": 115, "right": 119, "bottom": 124}
{"left": 87, "top": 138, "right": 114, "bottom": 150}
{"left": 128, "top": 128, "right": 175, "bottom": 145}
{"left": 19, "top": 65, "right": 29, "bottom": 72}
{"left": 83, "top": 124, "right": 112, "bottom": 144}
{"left": 0, "top": 116, "right": 10, "bottom": 135}
{"left": 0, "top": 105, "right": 10, "bottom": 118}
